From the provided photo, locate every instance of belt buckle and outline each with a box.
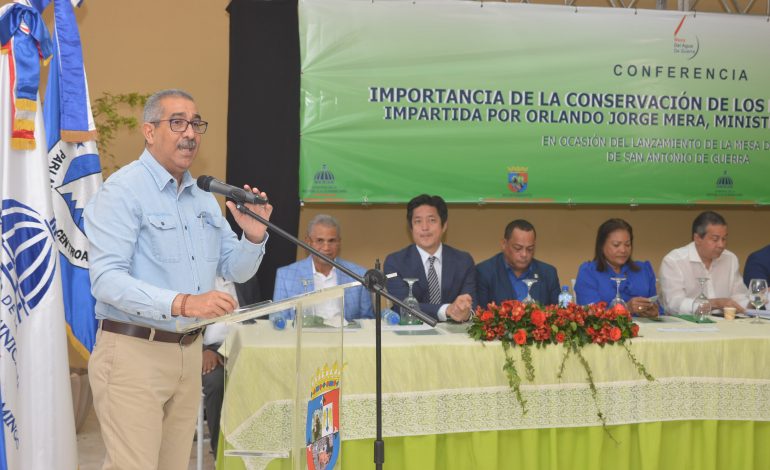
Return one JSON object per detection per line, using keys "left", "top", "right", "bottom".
{"left": 178, "top": 328, "right": 201, "bottom": 346}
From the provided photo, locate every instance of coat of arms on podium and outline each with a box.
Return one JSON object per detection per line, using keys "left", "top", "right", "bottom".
{"left": 306, "top": 362, "right": 341, "bottom": 470}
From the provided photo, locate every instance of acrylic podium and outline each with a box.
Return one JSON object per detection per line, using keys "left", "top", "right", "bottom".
{"left": 179, "top": 281, "right": 361, "bottom": 470}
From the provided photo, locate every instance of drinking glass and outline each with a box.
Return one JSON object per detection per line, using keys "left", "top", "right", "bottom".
{"left": 522, "top": 278, "right": 538, "bottom": 304}
{"left": 400, "top": 278, "right": 423, "bottom": 325}
{"left": 691, "top": 297, "right": 711, "bottom": 323}
{"left": 692, "top": 277, "right": 711, "bottom": 323}
{"left": 300, "top": 278, "right": 317, "bottom": 327}
{"left": 749, "top": 278, "right": 768, "bottom": 324}
{"left": 609, "top": 277, "right": 627, "bottom": 310}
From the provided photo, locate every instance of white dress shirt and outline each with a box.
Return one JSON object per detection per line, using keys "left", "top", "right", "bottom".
{"left": 415, "top": 244, "right": 449, "bottom": 321}
{"left": 311, "top": 262, "right": 344, "bottom": 321}
{"left": 659, "top": 241, "right": 749, "bottom": 314}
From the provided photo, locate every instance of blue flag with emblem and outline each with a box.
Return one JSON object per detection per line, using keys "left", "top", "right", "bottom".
{"left": 43, "top": 0, "right": 101, "bottom": 358}
{"left": 0, "top": 2, "right": 79, "bottom": 468}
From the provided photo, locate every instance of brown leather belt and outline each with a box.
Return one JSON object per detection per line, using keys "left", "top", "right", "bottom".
{"left": 101, "top": 319, "right": 201, "bottom": 346}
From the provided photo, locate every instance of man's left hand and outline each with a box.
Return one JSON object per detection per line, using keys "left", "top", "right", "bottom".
{"left": 447, "top": 294, "right": 473, "bottom": 322}
{"left": 225, "top": 185, "right": 273, "bottom": 244}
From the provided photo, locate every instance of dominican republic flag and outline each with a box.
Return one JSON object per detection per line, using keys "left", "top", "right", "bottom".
{"left": 43, "top": 0, "right": 100, "bottom": 360}
{"left": 0, "top": 2, "right": 79, "bottom": 470}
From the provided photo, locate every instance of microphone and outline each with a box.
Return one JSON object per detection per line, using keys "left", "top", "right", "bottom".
{"left": 196, "top": 175, "right": 269, "bottom": 205}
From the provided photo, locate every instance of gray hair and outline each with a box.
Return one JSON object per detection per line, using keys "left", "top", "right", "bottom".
{"left": 692, "top": 211, "right": 726, "bottom": 238}
{"left": 143, "top": 89, "right": 195, "bottom": 123}
{"left": 307, "top": 214, "right": 341, "bottom": 239}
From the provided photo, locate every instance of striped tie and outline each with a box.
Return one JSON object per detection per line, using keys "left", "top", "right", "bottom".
{"left": 427, "top": 256, "right": 441, "bottom": 304}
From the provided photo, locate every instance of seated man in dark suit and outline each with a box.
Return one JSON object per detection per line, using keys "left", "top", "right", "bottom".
{"left": 744, "top": 244, "right": 770, "bottom": 287}
{"left": 476, "top": 219, "right": 560, "bottom": 307}
{"left": 384, "top": 194, "right": 475, "bottom": 322}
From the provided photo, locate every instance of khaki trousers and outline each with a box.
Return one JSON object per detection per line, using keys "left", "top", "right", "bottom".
{"left": 89, "top": 329, "right": 202, "bottom": 470}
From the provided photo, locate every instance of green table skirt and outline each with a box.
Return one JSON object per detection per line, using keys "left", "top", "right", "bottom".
{"left": 218, "top": 420, "right": 770, "bottom": 470}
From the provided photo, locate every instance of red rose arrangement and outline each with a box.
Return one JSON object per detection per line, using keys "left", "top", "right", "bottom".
{"left": 469, "top": 300, "right": 653, "bottom": 429}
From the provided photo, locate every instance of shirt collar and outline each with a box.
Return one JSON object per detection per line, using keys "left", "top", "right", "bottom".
{"left": 139, "top": 149, "right": 195, "bottom": 193}
{"left": 416, "top": 244, "right": 442, "bottom": 266}
{"left": 686, "top": 240, "right": 716, "bottom": 267}
{"left": 602, "top": 261, "right": 632, "bottom": 276}
{"left": 505, "top": 261, "right": 534, "bottom": 280}
{"left": 310, "top": 256, "right": 336, "bottom": 279}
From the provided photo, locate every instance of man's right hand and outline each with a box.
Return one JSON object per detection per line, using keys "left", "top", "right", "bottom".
{"left": 709, "top": 297, "right": 746, "bottom": 313}
{"left": 173, "top": 291, "right": 238, "bottom": 318}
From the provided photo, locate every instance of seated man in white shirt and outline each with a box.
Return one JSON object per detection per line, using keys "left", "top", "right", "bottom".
{"left": 273, "top": 214, "right": 374, "bottom": 323}
{"left": 659, "top": 211, "right": 749, "bottom": 314}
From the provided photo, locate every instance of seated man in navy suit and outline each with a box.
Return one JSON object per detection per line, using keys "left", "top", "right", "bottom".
{"left": 744, "top": 244, "right": 770, "bottom": 287}
{"left": 476, "top": 219, "right": 560, "bottom": 307}
{"left": 274, "top": 214, "right": 374, "bottom": 321}
{"left": 384, "top": 194, "right": 476, "bottom": 322}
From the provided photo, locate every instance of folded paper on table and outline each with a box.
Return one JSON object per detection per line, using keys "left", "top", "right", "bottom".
{"left": 382, "top": 323, "right": 436, "bottom": 332}
{"left": 657, "top": 326, "right": 720, "bottom": 333}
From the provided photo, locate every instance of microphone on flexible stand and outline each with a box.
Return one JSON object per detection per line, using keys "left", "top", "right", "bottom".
{"left": 196, "top": 175, "right": 269, "bottom": 205}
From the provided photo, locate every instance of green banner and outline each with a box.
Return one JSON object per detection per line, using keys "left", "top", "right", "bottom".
{"left": 299, "top": 0, "right": 770, "bottom": 204}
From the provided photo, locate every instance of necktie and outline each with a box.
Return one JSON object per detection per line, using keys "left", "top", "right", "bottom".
{"left": 427, "top": 256, "right": 441, "bottom": 304}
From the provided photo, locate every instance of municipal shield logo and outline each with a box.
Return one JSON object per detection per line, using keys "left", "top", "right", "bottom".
{"left": 507, "top": 167, "right": 528, "bottom": 193}
{"left": 306, "top": 363, "right": 340, "bottom": 470}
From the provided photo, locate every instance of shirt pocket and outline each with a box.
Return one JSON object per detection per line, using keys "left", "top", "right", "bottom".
{"left": 200, "top": 213, "right": 223, "bottom": 262}
{"left": 146, "top": 214, "right": 180, "bottom": 263}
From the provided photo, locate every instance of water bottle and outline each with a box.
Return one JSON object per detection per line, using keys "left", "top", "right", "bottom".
{"left": 270, "top": 311, "right": 288, "bottom": 330}
{"left": 558, "top": 286, "right": 573, "bottom": 308}
{"left": 381, "top": 309, "right": 400, "bottom": 326}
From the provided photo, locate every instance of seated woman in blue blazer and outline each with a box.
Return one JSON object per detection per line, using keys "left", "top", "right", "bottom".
{"left": 574, "top": 218, "right": 662, "bottom": 317}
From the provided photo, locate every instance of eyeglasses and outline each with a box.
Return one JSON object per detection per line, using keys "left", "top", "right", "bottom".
{"left": 310, "top": 238, "right": 340, "bottom": 246}
{"left": 152, "top": 118, "right": 208, "bottom": 134}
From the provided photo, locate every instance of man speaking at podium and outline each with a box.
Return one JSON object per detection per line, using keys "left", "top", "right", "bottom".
{"left": 84, "top": 89, "right": 272, "bottom": 470}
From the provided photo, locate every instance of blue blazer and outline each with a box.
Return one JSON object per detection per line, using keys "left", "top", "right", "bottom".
{"left": 744, "top": 244, "right": 770, "bottom": 286}
{"left": 383, "top": 244, "right": 476, "bottom": 320}
{"left": 273, "top": 257, "right": 374, "bottom": 321}
{"left": 475, "top": 253, "right": 561, "bottom": 307}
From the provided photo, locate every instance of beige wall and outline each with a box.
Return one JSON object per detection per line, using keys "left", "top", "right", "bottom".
{"left": 59, "top": 1, "right": 770, "bottom": 364}
{"left": 51, "top": 0, "right": 232, "bottom": 182}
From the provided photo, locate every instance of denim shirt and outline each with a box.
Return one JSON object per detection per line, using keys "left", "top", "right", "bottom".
{"left": 84, "top": 150, "right": 267, "bottom": 331}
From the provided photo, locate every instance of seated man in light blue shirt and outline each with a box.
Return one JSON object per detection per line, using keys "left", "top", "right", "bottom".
{"left": 273, "top": 214, "right": 374, "bottom": 322}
